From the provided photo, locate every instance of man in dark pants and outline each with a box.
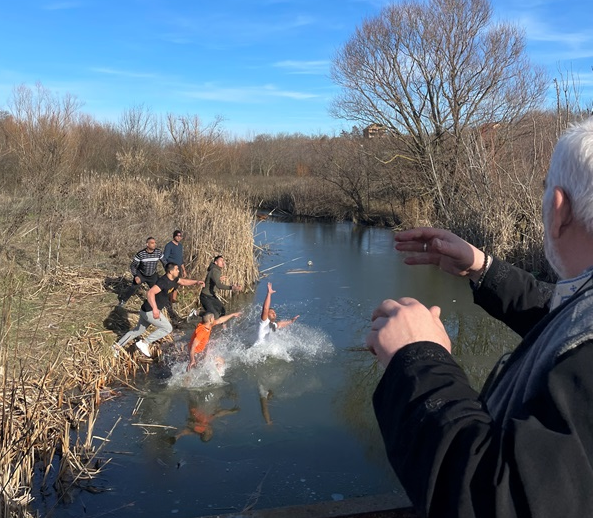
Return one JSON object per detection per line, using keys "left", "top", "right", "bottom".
{"left": 200, "top": 255, "right": 242, "bottom": 318}
{"left": 119, "top": 237, "right": 165, "bottom": 306}
{"left": 163, "top": 229, "right": 185, "bottom": 308}
{"left": 367, "top": 117, "right": 593, "bottom": 518}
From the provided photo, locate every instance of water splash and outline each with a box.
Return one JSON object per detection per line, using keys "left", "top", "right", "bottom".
{"left": 166, "top": 306, "right": 334, "bottom": 389}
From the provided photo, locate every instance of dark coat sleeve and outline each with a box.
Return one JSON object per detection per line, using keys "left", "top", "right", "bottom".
{"left": 473, "top": 258, "right": 554, "bottom": 337}
{"left": 373, "top": 341, "right": 593, "bottom": 518}
{"left": 210, "top": 267, "right": 232, "bottom": 291}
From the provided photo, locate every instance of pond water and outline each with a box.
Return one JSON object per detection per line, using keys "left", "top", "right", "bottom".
{"left": 33, "top": 220, "right": 518, "bottom": 517}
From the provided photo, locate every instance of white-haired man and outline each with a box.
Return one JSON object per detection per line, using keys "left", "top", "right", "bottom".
{"left": 367, "top": 117, "right": 593, "bottom": 518}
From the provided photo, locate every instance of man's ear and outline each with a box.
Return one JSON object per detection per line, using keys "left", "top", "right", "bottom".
{"left": 551, "top": 186, "right": 573, "bottom": 238}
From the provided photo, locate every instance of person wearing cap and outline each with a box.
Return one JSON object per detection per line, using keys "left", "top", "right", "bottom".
{"left": 163, "top": 230, "right": 186, "bottom": 278}
{"left": 163, "top": 229, "right": 185, "bottom": 308}
{"left": 200, "top": 255, "right": 242, "bottom": 319}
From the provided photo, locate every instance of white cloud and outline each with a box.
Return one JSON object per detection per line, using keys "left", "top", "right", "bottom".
{"left": 89, "top": 67, "right": 157, "bottom": 79}
{"left": 273, "top": 60, "right": 330, "bottom": 75}
{"left": 181, "top": 83, "right": 318, "bottom": 103}
{"left": 520, "top": 15, "right": 591, "bottom": 47}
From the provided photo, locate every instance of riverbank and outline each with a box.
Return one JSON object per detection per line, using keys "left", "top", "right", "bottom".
{"left": 0, "top": 178, "right": 258, "bottom": 516}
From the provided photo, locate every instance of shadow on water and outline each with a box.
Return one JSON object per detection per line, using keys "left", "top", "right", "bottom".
{"left": 32, "top": 220, "right": 521, "bottom": 517}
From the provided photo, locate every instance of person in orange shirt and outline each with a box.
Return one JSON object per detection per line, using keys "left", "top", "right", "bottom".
{"left": 187, "top": 311, "right": 242, "bottom": 371}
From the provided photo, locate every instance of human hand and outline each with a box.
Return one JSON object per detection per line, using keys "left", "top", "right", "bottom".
{"left": 291, "top": 315, "right": 300, "bottom": 323}
{"left": 394, "top": 227, "right": 485, "bottom": 281}
{"left": 366, "top": 298, "right": 451, "bottom": 367}
{"left": 232, "top": 285, "right": 243, "bottom": 292}
{"left": 198, "top": 280, "right": 205, "bottom": 288}
{"left": 267, "top": 282, "right": 276, "bottom": 294}
{"left": 134, "top": 276, "right": 141, "bottom": 284}
{"left": 153, "top": 308, "right": 160, "bottom": 320}
{"left": 187, "top": 360, "right": 195, "bottom": 372}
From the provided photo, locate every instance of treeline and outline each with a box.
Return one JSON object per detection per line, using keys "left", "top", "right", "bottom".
{"left": 0, "top": 83, "right": 588, "bottom": 279}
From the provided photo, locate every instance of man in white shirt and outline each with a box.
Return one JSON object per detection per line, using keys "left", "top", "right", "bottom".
{"left": 256, "top": 282, "right": 299, "bottom": 343}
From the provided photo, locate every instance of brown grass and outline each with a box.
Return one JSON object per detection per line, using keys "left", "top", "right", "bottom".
{"left": 0, "top": 174, "right": 259, "bottom": 516}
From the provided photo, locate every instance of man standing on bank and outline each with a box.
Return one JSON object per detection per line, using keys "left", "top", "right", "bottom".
{"left": 163, "top": 229, "right": 185, "bottom": 308}
{"left": 115, "top": 263, "right": 205, "bottom": 357}
{"left": 200, "top": 255, "right": 242, "bottom": 319}
{"left": 367, "top": 117, "right": 593, "bottom": 517}
{"left": 163, "top": 230, "right": 186, "bottom": 277}
{"left": 118, "top": 236, "right": 165, "bottom": 306}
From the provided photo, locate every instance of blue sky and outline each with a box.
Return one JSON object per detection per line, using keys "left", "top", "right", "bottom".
{"left": 1, "top": 0, "right": 591, "bottom": 138}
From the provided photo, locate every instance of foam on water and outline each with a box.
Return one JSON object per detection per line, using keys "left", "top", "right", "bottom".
{"left": 166, "top": 305, "right": 334, "bottom": 389}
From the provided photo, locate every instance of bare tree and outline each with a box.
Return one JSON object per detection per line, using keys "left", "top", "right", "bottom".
{"left": 7, "top": 83, "right": 83, "bottom": 185}
{"left": 313, "top": 135, "right": 386, "bottom": 223}
{"left": 330, "top": 0, "right": 548, "bottom": 220}
{"left": 165, "top": 114, "right": 225, "bottom": 181}
{"left": 5, "top": 83, "right": 83, "bottom": 271}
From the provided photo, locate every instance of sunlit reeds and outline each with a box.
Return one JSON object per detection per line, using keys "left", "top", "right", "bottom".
{"left": 0, "top": 171, "right": 259, "bottom": 516}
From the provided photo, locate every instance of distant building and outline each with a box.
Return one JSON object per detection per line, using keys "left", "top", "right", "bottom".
{"left": 363, "top": 123, "right": 387, "bottom": 139}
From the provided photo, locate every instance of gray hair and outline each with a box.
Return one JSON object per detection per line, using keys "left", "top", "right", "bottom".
{"left": 545, "top": 117, "right": 593, "bottom": 232}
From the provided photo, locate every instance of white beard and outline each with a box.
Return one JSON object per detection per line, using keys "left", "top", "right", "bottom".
{"left": 544, "top": 233, "right": 568, "bottom": 279}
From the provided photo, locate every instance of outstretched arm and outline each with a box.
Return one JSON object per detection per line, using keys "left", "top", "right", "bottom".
{"left": 394, "top": 227, "right": 486, "bottom": 282}
{"left": 178, "top": 278, "right": 205, "bottom": 288}
{"left": 214, "top": 311, "right": 243, "bottom": 326}
{"left": 261, "top": 282, "right": 275, "bottom": 321}
{"left": 277, "top": 315, "right": 299, "bottom": 329}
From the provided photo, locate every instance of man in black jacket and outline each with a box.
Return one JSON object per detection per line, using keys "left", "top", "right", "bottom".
{"left": 200, "top": 255, "right": 242, "bottom": 318}
{"left": 367, "top": 117, "right": 593, "bottom": 518}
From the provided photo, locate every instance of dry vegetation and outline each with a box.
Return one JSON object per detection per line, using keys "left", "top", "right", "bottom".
{"left": 0, "top": 3, "right": 587, "bottom": 515}
{"left": 0, "top": 65, "right": 587, "bottom": 515}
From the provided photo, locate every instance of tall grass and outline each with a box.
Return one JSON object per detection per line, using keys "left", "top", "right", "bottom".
{"left": 0, "top": 172, "right": 259, "bottom": 516}
{"left": 0, "top": 267, "right": 145, "bottom": 517}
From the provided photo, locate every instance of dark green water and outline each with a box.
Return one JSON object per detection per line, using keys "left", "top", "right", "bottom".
{"left": 33, "top": 220, "right": 517, "bottom": 517}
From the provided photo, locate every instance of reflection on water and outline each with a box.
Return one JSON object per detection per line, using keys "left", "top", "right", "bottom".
{"left": 33, "top": 220, "right": 523, "bottom": 517}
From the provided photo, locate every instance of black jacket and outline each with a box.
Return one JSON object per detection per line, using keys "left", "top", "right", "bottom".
{"left": 373, "top": 258, "right": 593, "bottom": 518}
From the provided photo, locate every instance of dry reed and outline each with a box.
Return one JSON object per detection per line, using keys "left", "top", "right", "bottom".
{"left": 0, "top": 172, "right": 260, "bottom": 516}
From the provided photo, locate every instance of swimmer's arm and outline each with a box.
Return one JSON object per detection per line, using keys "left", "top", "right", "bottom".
{"left": 277, "top": 315, "right": 299, "bottom": 329}
{"left": 214, "top": 311, "right": 243, "bottom": 326}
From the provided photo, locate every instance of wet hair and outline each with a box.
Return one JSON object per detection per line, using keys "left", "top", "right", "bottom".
{"left": 165, "top": 262, "right": 179, "bottom": 273}
{"left": 202, "top": 313, "right": 215, "bottom": 324}
{"left": 173, "top": 229, "right": 182, "bottom": 237}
